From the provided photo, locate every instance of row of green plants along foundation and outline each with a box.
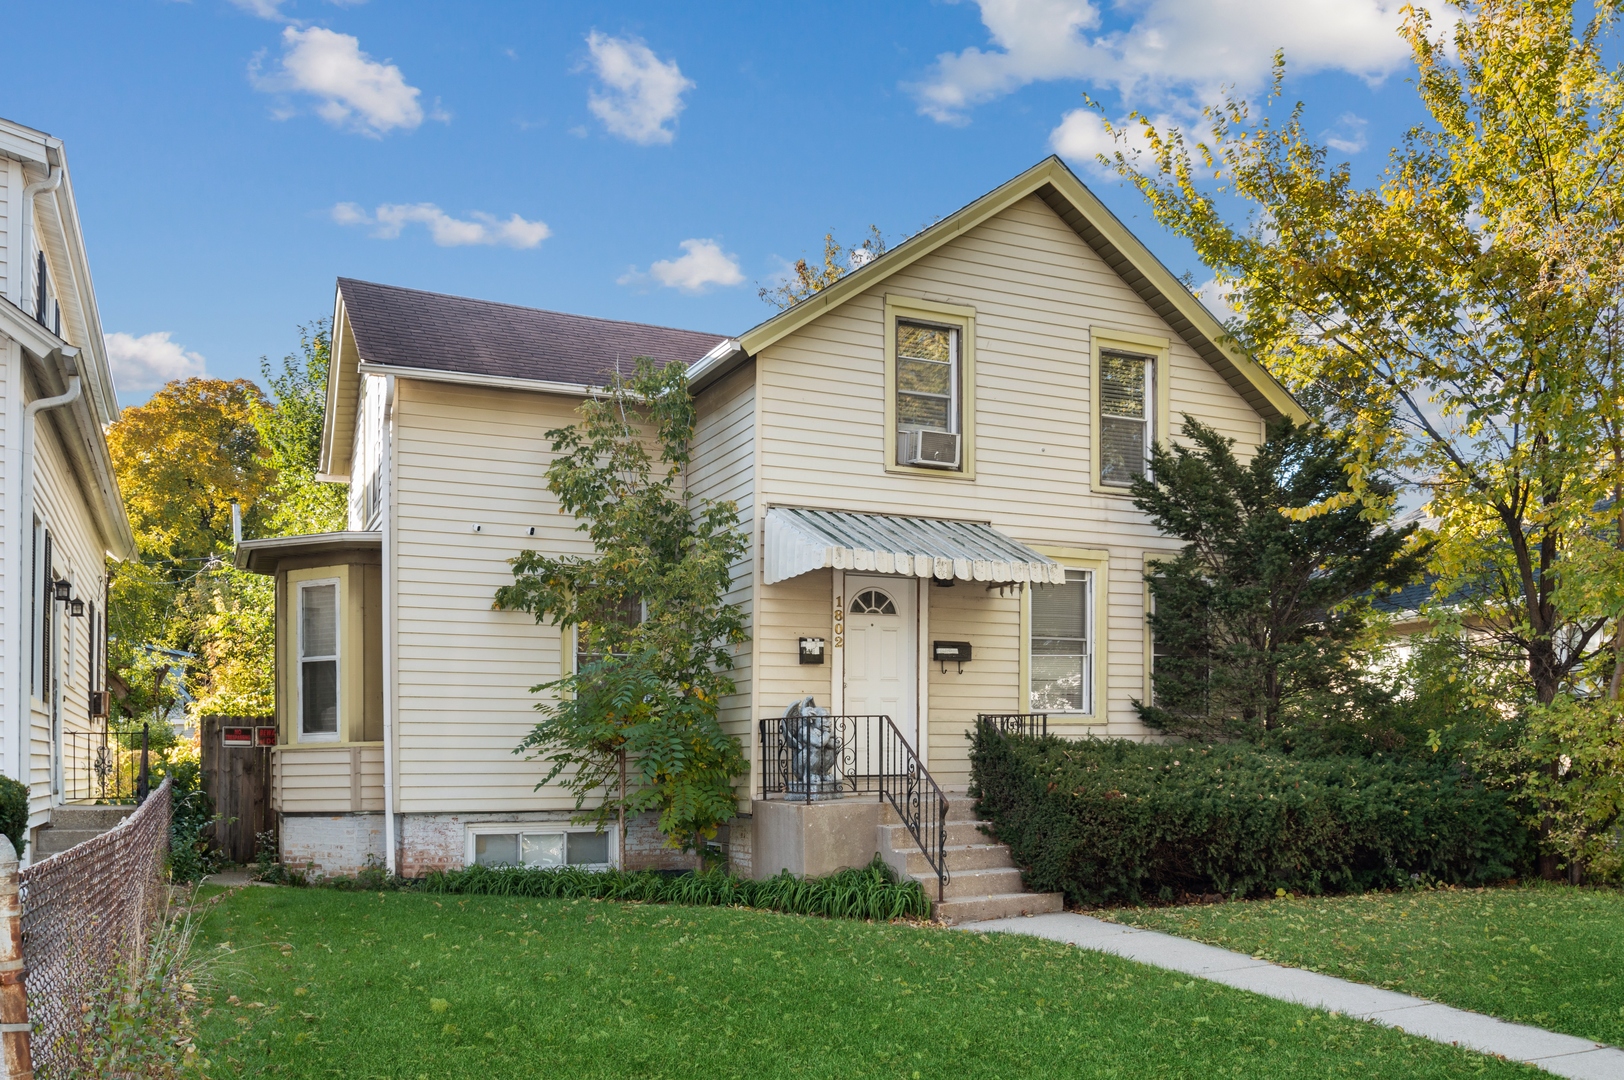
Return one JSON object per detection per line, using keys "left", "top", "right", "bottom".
{"left": 419, "top": 855, "right": 931, "bottom": 921}
{"left": 969, "top": 727, "right": 1531, "bottom": 907}
{"left": 252, "top": 848, "right": 932, "bottom": 922}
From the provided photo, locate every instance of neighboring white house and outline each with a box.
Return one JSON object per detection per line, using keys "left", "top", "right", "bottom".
{"left": 0, "top": 116, "right": 137, "bottom": 857}
{"left": 239, "top": 157, "right": 1303, "bottom": 907}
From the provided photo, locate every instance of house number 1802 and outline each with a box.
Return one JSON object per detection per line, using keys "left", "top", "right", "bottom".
{"left": 832, "top": 595, "right": 843, "bottom": 648}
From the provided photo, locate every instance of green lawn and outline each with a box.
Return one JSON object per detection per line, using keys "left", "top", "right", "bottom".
{"left": 1105, "top": 884, "right": 1624, "bottom": 1047}
{"left": 192, "top": 887, "right": 1534, "bottom": 1079}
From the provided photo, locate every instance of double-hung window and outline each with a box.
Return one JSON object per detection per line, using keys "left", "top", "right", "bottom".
{"left": 1029, "top": 569, "right": 1093, "bottom": 714}
{"left": 1098, "top": 350, "right": 1154, "bottom": 487}
{"left": 298, "top": 580, "right": 340, "bottom": 740}
{"left": 895, "top": 321, "right": 961, "bottom": 468}
{"left": 574, "top": 594, "right": 643, "bottom": 674}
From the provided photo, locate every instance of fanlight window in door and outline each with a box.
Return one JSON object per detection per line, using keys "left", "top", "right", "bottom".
{"left": 850, "top": 589, "right": 898, "bottom": 615}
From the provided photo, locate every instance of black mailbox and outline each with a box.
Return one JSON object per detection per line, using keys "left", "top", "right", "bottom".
{"left": 933, "top": 640, "right": 972, "bottom": 673}
{"left": 799, "top": 637, "right": 826, "bottom": 664}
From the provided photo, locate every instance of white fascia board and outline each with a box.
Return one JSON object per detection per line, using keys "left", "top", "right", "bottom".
{"left": 687, "top": 338, "right": 745, "bottom": 392}
{"left": 355, "top": 360, "right": 600, "bottom": 398}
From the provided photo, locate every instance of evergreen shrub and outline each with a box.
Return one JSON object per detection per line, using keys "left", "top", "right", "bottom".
{"left": 420, "top": 855, "right": 930, "bottom": 921}
{"left": 0, "top": 776, "right": 26, "bottom": 859}
{"left": 970, "top": 728, "right": 1530, "bottom": 906}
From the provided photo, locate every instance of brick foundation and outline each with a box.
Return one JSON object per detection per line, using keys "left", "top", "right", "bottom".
{"left": 279, "top": 813, "right": 386, "bottom": 877}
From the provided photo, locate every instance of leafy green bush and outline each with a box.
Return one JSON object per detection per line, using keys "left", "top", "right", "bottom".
{"left": 421, "top": 855, "right": 930, "bottom": 921}
{"left": 970, "top": 729, "right": 1531, "bottom": 907}
{"left": 0, "top": 776, "right": 27, "bottom": 860}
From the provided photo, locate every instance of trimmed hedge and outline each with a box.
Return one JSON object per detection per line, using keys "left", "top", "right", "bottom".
{"left": 419, "top": 855, "right": 931, "bottom": 921}
{"left": 970, "top": 729, "right": 1530, "bottom": 907}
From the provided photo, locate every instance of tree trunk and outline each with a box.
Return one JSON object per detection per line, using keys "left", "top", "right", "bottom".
{"left": 618, "top": 748, "right": 627, "bottom": 871}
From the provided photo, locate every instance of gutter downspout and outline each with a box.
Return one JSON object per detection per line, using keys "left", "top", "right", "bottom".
{"left": 18, "top": 360, "right": 80, "bottom": 784}
{"left": 19, "top": 166, "right": 63, "bottom": 321}
{"left": 381, "top": 375, "right": 398, "bottom": 874}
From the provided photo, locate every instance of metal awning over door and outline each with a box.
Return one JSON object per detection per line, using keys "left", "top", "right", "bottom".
{"left": 763, "top": 507, "right": 1064, "bottom": 585}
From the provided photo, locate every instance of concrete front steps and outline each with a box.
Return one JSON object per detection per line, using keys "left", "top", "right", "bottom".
{"left": 879, "top": 793, "right": 1062, "bottom": 924}
{"left": 34, "top": 804, "right": 136, "bottom": 859}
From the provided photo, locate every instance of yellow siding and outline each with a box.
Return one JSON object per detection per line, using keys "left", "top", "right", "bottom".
{"left": 754, "top": 194, "right": 1265, "bottom": 740}
{"left": 275, "top": 744, "right": 384, "bottom": 813}
{"left": 392, "top": 381, "right": 601, "bottom": 814}
{"left": 924, "top": 584, "right": 1022, "bottom": 789}
{"left": 688, "top": 362, "right": 756, "bottom": 753}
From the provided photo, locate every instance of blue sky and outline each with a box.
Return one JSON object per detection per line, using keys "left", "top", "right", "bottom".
{"left": 9, "top": 0, "right": 1443, "bottom": 405}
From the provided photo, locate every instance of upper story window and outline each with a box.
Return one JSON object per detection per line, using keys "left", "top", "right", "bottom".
{"left": 884, "top": 297, "right": 977, "bottom": 478}
{"left": 1098, "top": 350, "right": 1154, "bottom": 488}
{"left": 299, "top": 580, "right": 340, "bottom": 740}
{"left": 575, "top": 594, "right": 643, "bottom": 673}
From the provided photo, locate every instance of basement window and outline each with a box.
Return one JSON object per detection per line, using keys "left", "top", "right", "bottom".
{"left": 470, "top": 829, "right": 612, "bottom": 870}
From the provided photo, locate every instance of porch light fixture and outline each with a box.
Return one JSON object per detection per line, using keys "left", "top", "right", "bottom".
{"left": 51, "top": 580, "right": 71, "bottom": 602}
{"left": 69, "top": 598, "right": 85, "bottom": 618}
{"left": 932, "top": 576, "right": 955, "bottom": 588}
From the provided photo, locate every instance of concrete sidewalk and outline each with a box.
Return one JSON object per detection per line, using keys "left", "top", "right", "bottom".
{"left": 957, "top": 912, "right": 1624, "bottom": 1080}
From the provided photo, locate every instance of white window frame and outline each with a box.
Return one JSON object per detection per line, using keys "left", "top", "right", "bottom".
{"left": 895, "top": 319, "right": 961, "bottom": 438}
{"left": 1022, "top": 547, "right": 1110, "bottom": 725}
{"left": 296, "top": 577, "right": 342, "bottom": 743}
{"left": 884, "top": 295, "right": 977, "bottom": 480}
{"left": 464, "top": 824, "right": 619, "bottom": 870}
{"left": 1027, "top": 568, "right": 1095, "bottom": 716}
{"left": 1091, "top": 331, "right": 1170, "bottom": 493}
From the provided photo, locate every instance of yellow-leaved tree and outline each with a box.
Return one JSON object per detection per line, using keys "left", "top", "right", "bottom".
{"left": 1097, "top": 0, "right": 1624, "bottom": 878}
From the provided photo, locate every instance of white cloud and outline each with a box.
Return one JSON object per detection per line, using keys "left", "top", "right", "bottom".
{"left": 1322, "top": 112, "right": 1369, "bottom": 154}
{"left": 1048, "top": 107, "right": 1164, "bottom": 169}
{"left": 229, "top": 0, "right": 290, "bottom": 19}
{"left": 104, "top": 332, "right": 206, "bottom": 392}
{"left": 620, "top": 239, "right": 743, "bottom": 293}
{"left": 229, "top": 0, "right": 368, "bottom": 18}
{"left": 1194, "top": 277, "right": 1240, "bottom": 320}
{"left": 253, "top": 26, "right": 428, "bottom": 136}
{"left": 911, "top": 0, "right": 1451, "bottom": 123}
{"left": 331, "top": 202, "right": 551, "bottom": 248}
{"left": 584, "top": 32, "right": 694, "bottom": 145}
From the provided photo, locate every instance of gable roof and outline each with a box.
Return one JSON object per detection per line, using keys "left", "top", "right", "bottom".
{"left": 337, "top": 278, "right": 728, "bottom": 386}
{"left": 690, "top": 156, "right": 1304, "bottom": 424}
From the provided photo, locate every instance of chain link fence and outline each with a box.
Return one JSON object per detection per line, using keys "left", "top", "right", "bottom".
{"left": 18, "top": 778, "right": 172, "bottom": 1076}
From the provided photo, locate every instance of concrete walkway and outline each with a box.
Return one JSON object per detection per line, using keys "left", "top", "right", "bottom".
{"left": 958, "top": 912, "right": 1624, "bottom": 1080}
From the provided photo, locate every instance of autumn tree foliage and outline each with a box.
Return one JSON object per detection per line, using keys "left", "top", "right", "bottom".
{"left": 1099, "top": 0, "right": 1624, "bottom": 877}
{"left": 107, "top": 323, "right": 345, "bottom": 719}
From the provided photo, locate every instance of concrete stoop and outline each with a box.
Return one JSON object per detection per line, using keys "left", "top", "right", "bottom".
{"left": 34, "top": 804, "right": 136, "bottom": 859}
{"left": 878, "top": 794, "right": 1063, "bottom": 924}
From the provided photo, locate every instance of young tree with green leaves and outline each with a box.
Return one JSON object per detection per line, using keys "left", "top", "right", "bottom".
{"left": 1133, "top": 418, "right": 1428, "bottom": 741}
{"left": 495, "top": 357, "right": 748, "bottom": 861}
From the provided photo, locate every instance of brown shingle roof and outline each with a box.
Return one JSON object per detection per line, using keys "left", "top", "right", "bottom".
{"left": 337, "top": 278, "right": 729, "bottom": 385}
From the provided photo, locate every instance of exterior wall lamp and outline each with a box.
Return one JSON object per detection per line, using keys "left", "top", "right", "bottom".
{"left": 69, "top": 598, "right": 85, "bottom": 618}
{"left": 51, "top": 580, "right": 70, "bottom": 602}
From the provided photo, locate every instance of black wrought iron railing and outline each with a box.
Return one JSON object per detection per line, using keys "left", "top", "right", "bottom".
{"left": 977, "top": 713, "right": 1050, "bottom": 737}
{"left": 758, "top": 711, "right": 950, "bottom": 901}
{"left": 63, "top": 720, "right": 150, "bottom": 804}
{"left": 875, "top": 715, "right": 950, "bottom": 902}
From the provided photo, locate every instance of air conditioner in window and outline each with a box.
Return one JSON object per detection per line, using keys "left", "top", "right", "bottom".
{"left": 899, "top": 429, "right": 961, "bottom": 469}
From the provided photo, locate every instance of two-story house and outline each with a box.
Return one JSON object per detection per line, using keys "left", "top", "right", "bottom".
{"left": 237, "top": 157, "right": 1302, "bottom": 916}
{"left": 0, "top": 116, "right": 136, "bottom": 858}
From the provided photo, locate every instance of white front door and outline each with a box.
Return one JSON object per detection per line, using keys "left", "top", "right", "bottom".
{"left": 842, "top": 576, "right": 918, "bottom": 748}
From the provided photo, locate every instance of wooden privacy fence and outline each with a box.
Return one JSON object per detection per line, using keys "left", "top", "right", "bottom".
{"left": 201, "top": 715, "right": 274, "bottom": 864}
